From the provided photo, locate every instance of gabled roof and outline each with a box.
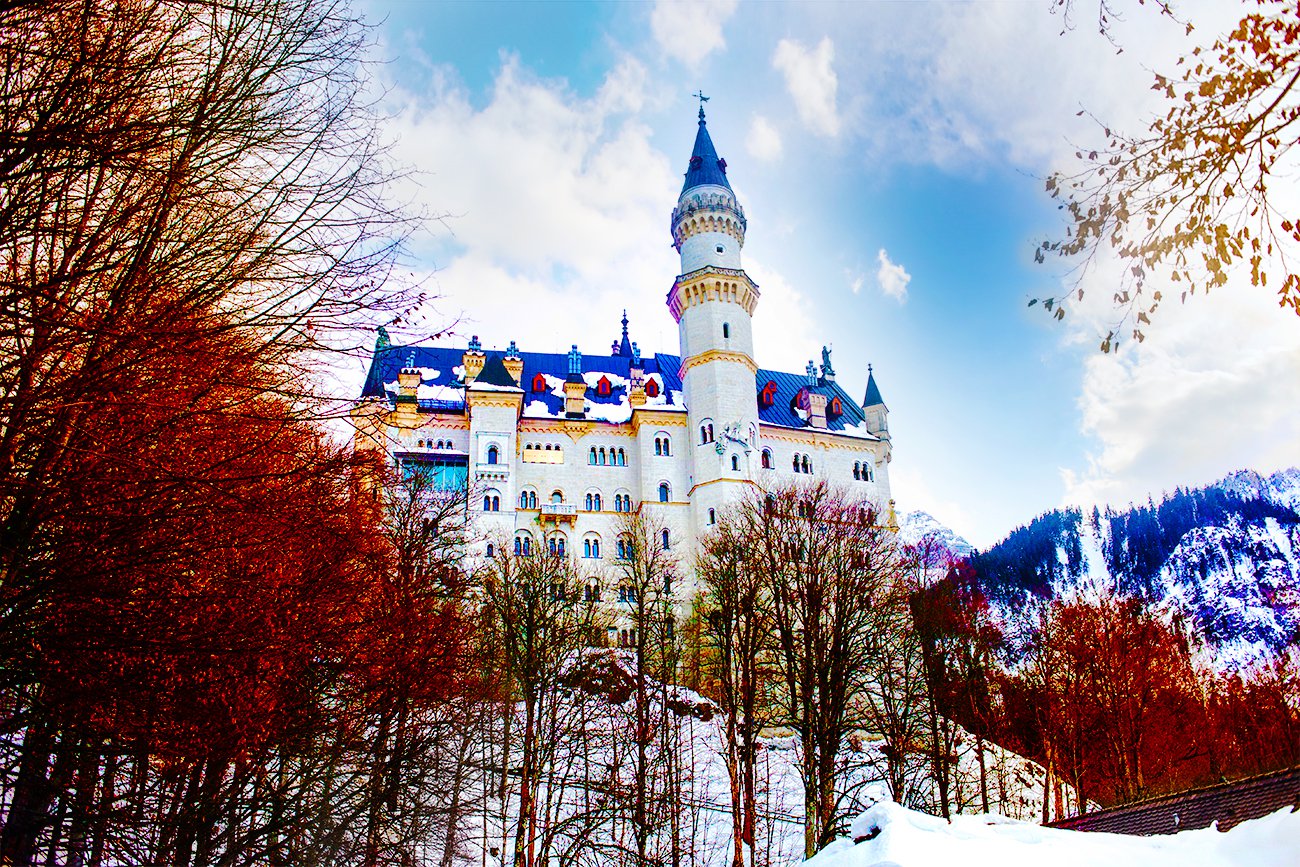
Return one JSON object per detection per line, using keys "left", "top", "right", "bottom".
{"left": 360, "top": 345, "right": 685, "bottom": 423}
{"left": 1049, "top": 766, "right": 1300, "bottom": 835}
{"left": 681, "top": 112, "right": 732, "bottom": 194}
{"left": 753, "top": 367, "right": 878, "bottom": 440}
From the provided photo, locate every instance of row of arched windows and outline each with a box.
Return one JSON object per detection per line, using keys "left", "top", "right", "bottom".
{"left": 584, "top": 492, "right": 603, "bottom": 512}
{"left": 523, "top": 442, "right": 561, "bottom": 452}
{"left": 588, "top": 446, "right": 628, "bottom": 466}
{"left": 614, "top": 493, "right": 632, "bottom": 512}
{"left": 854, "top": 460, "right": 876, "bottom": 482}
{"left": 654, "top": 435, "right": 672, "bottom": 456}
{"left": 482, "top": 493, "right": 500, "bottom": 511}
{"left": 793, "top": 453, "right": 813, "bottom": 474}
{"left": 519, "top": 490, "right": 538, "bottom": 509}
{"left": 417, "top": 438, "right": 454, "bottom": 449}
{"left": 505, "top": 531, "right": 635, "bottom": 562}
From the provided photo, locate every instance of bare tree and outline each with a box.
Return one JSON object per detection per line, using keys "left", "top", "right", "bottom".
{"left": 749, "top": 481, "right": 906, "bottom": 859}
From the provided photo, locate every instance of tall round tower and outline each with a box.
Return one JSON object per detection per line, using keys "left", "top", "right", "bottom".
{"left": 667, "top": 105, "right": 762, "bottom": 530}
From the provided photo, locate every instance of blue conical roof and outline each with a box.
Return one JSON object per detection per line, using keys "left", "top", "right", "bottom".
{"left": 863, "top": 366, "right": 885, "bottom": 408}
{"left": 681, "top": 110, "right": 732, "bottom": 194}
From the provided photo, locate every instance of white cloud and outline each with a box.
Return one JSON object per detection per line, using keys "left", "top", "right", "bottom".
{"left": 746, "top": 114, "right": 783, "bottom": 161}
{"left": 650, "top": 0, "right": 739, "bottom": 67}
{"left": 772, "top": 37, "right": 841, "bottom": 138}
{"left": 848, "top": 269, "right": 865, "bottom": 295}
{"left": 875, "top": 249, "right": 910, "bottom": 303}
{"left": 889, "top": 462, "right": 979, "bottom": 548}
{"left": 1061, "top": 275, "right": 1300, "bottom": 512}
{"left": 746, "top": 259, "right": 819, "bottom": 374}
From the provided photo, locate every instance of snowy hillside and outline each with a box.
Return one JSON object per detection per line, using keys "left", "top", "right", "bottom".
{"left": 898, "top": 510, "right": 974, "bottom": 560}
{"left": 964, "top": 467, "right": 1300, "bottom": 667}
{"left": 804, "top": 798, "right": 1300, "bottom": 867}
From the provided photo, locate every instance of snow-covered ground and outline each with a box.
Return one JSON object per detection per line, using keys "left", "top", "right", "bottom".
{"left": 806, "top": 797, "right": 1299, "bottom": 867}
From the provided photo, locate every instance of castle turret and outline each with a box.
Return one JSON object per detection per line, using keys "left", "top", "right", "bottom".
{"left": 667, "top": 104, "right": 761, "bottom": 529}
{"left": 863, "top": 364, "right": 888, "bottom": 440}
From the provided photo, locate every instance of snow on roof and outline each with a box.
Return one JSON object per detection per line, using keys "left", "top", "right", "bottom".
{"left": 807, "top": 798, "right": 1298, "bottom": 867}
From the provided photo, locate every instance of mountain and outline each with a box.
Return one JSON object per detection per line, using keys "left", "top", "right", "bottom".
{"left": 963, "top": 468, "right": 1300, "bottom": 668}
{"left": 898, "top": 510, "right": 975, "bottom": 560}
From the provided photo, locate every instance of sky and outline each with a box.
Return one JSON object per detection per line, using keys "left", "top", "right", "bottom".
{"left": 353, "top": 0, "right": 1300, "bottom": 549}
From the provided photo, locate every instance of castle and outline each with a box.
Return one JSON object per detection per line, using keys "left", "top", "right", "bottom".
{"left": 353, "top": 107, "right": 894, "bottom": 593}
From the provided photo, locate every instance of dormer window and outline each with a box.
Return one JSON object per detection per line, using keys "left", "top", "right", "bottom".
{"left": 718, "top": 158, "right": 727, "bottom": 172}
{"left": 531, "top": 373, "right": 547, "bottom": 393}
{"left": 645, "top": 378, "right": 660, "bottom": 399}
{"left": 759, "top": 381, "right": 777, "bottom": 408}
{"left": 829, "top": 397, "right": 842, "bottom": 417}
{"left": 596, "top": 376, "right": 612, "bottom": 397}
{"left": 690, "top": 155, "right": 703, "bottom": 168}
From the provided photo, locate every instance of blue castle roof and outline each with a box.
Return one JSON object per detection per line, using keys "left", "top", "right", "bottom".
{"left": 361, "top": 342, "right": 877, "bottom": 438}
{"left": 680, "top": 110, "right": 732, "bottom": 195}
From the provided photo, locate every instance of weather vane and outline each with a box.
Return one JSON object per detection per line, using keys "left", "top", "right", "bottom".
{"left": 693, "top": 89, "right": 709, "bottom": 119}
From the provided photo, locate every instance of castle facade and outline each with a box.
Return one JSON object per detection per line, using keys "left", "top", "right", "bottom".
{"left": 353, "top": 109, "right": 894, "bottom": 599}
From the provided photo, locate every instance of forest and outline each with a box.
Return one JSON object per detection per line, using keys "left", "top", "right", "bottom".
{"left": 0, "top": 2, "right": 1297, "bottom": 866}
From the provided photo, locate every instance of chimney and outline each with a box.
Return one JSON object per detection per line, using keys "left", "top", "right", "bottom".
{"left": 502, "top": 340, "right": 524, "bottom": 385}
{"left": 564, "top": 345, "right": 587, "bottom": 418}
{"left": 462, "top": 335, "right": 485, "bottom": 384}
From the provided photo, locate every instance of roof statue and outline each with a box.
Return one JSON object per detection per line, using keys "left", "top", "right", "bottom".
{"left": 821, "top": 345, "right": 835, "bottom": 379}
{"left": 375, "top": 325, "right": 391, "bottom": 351}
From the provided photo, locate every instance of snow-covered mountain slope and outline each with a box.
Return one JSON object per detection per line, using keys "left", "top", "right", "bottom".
{"left": 898, "top": 510, "right": 974, "bottom": 560}
{"left": 964, "top": 468, "right": 1300, "bottom": 668}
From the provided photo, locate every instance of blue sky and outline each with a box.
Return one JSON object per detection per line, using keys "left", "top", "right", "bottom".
{"left": 356, "top": 0, "right": 1300, "bottom": 548}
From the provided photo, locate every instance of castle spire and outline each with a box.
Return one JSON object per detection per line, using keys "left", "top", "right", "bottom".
{"left": 681, "top": 101, "right": 732, "bottom": 194}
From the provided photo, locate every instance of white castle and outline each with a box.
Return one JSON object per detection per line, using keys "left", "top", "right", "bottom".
{"left": 354, "top": 107, "right": 894, "bottom": 602}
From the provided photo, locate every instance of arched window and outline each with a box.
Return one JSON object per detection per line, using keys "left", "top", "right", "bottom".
{"left": 760, "top": 380, "right": 777, "bottom": 408}
{"left": 802, "top": 455, "right": 812, "bottom": 474}
{"left": 549, "top": 535, "right": 566, "bottom": 558}
{"left": 762, "top": 448, "right": 772, "bottom": 469}
{"left": 593, "top": 493, "right": 602, "bottom": 511}
{"left": 829, "top": 397, "right": 842, "bottom": 417}
{"left": 722, "top": 322, "right": 730, "bottom": 339}
{"left": 584, "top": 535, "right": 601, "bottom": 559}
{"left": 483, "top": 492, "right": 500, "bottom": 512}
{"left": 583, "top": 538, "right": 592, "bottom": 558}
{"left": 793, "top": 453, "right": 801, "bottom": 473}
{"left": 418, "top": 439, "right": 424, "bottom": 448}
{"left": 515, "top": 534, "right": 533, "bottom": 557}
{"left": 661, "top": 435, "right": 671, "bottom": 456}
{"left": 589, "top": 447, "right": 597, "bottom": 465}
{"left": 645, "top": 378, "right": 660, "bottom": 398}
{"left": 617, "top": 448, "right": 626, "bottom": 466}
{"left": 661, "top": 529, "right": 670, "bottom": 550}
{"left": 486, "top": 543, "right": 494, "bottom": 558}
{"left": 597, "top": 376, "right": 612, "bottom": 397}
{"left": 486, "top": 445, "right": 499, "bottom": 465}
{"left": 585, "top": 493, "right": 594, "bottom": 511}
{"left": 731, "top": 454, "right": 740, "bottom": 471}
{"left": 854, "top": 462, "right": 861, "bottom": 480}
{"left": 551, "top": 490, "right": 563, "bottom": 504}
{"left": 599, "top": 447, "right": 607, "bottom": 466}
{"left": 532, "top": 372, "right": 547, "bottom": 392}
{"left": 655, "top": 438, "right": 662, "bottom": 456}
{"left": 708, "top": 508, "right": 716, "bottom": 525}
{"left": 658, "top": 482, "right": 670, "bottom": 503}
